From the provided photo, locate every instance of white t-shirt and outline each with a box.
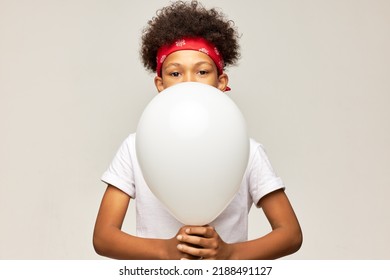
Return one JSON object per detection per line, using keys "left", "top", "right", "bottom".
{"left": 101, "top": 133, "right": 284, "bottom": 243}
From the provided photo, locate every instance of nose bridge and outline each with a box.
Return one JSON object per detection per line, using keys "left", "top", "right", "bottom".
{"left": 183, "top": 70, "right": 196, "bottom": 82}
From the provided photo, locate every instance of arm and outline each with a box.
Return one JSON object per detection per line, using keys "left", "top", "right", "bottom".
{"left": 231, "top": 189, "right": 303, "bottom": 259}
{"left": 93, "top": 185, "right": 189, "bottom": 260}
{"left": 177, "top": 189, "right": 302, "bottom": 259}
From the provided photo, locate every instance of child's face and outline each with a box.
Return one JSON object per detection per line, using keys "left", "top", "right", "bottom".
{"left": 154, "top": 50, "right": 228, "bottom": 92}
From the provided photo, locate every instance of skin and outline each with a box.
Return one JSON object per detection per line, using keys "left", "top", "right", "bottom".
{"left": 93, "top": 50, "right": 303, "bottom": 260}
{"left": 154, "top": 50, "right": 229, "bottom": 92}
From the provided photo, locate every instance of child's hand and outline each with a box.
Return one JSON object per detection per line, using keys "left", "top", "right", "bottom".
{"left": 164, "top": 226, "right": 200, "bottom": 260}
{"left": 176, "top": 225, "right": 232, "bottom": 260}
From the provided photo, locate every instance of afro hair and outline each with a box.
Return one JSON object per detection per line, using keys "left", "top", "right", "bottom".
{"left": 140, "top": 0, "right": 240, "bottom": 73}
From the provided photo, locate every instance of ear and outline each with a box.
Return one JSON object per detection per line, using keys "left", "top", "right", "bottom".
{"left": 154, "top": 76, "right": 165, "bottom": 93}
{"left": 217, "top": 73, "right": 229, "bottom": 92}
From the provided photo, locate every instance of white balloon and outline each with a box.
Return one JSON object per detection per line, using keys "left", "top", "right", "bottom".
{"left": 136, "top": 82, "right": 249, "bottom": 225}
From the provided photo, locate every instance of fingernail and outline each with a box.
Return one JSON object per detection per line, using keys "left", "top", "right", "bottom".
{"left": 177, "top": 244, "right": 182, "bottom": 250}
{"left": 177, "top": 234, "right": 182, "bottom": 241}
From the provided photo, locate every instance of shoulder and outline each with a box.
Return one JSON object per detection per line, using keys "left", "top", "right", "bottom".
{"left": 118, "top": 133, "right": 136, "bottom": 150}
{"left": 112, "top": 132, "right": 137, "bottom": 161}
{"left": 249, "top": 138, "right": 262, "bottom": 151}
{"left": 247, "top": 138, "right": 277, "bottom": 173}
{"left": 248, "top": 138, "right": 266, "bottom": 160}
{"left": 126, "top": 132, "right": 136, "bottom": 144}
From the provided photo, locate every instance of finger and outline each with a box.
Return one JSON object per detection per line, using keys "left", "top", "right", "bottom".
{"left": 178, "top": 231, "right": 219, "bottom": 249}
{"left": 177, "top": 233, "right": 204, "bottom": 247}
{"left": 177, "top": 243, "right": 207, "bottom": 258}
{"left": 185, "top": 226, "right": 216, "bottom": 238}
{"left": 176, "top": 242, "right": 198, "bottom": 259}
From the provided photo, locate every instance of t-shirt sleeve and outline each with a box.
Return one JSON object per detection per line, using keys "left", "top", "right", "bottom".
{"left": 101, "top": 134, "right": 136, "bottom": 198}
{"left": 248, "top": 141, "right": 285, "bottom": 207}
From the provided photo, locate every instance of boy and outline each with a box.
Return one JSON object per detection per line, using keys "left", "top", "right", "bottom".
{"left": 93, "top": 0, "right": 302, "bottom": 260}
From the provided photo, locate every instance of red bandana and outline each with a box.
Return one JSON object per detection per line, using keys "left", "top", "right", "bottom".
{"left": 156, "top": 37, "right": 224, "bottom": 78}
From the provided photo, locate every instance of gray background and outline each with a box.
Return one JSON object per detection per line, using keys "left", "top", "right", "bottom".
{"left": 1, "top": 0, "right": 389, "bottom": 259}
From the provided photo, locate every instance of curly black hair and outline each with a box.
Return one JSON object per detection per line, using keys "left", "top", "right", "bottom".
{"left": 140, "top": 0, "right": 240, "bottom": 73}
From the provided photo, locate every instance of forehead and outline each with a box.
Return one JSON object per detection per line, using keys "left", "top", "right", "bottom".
{"left": 163, "top": 50, "right": 216, "bottom": 66}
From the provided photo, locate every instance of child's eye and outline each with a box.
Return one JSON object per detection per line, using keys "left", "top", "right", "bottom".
{"left": 170, "top": 72, "right": 180, "bottom": 77}
{"left": 198, "top": 70, "right": 208, "bottom": 75}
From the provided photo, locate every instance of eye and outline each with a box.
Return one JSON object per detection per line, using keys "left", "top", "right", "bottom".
{"left": 170, "top": 71, "right": 180, "bottom": 77}
{"left": 198, "top": 70, "right": 208, "bottom": 75}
